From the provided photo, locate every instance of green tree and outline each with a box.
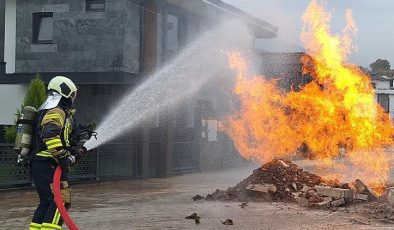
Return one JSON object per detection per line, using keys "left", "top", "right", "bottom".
{"left": 370, "top": 59, "right": 391, "bottom": 76}
{"left": 3, "top": 74, "right": 46, "bottom": 143}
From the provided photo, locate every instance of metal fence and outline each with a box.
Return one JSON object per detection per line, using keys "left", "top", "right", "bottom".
{"left": 173, "top": 142, "right": 199, "bottom": 172}
{"left": 0, "top": 142, "right": 141, "bottom": 189}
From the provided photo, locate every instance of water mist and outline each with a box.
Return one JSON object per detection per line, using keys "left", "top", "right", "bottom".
{"left": 84, "top": 21, "right": 252, "bottom": 150}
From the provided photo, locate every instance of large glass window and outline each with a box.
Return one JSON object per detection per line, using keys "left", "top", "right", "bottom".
{"left": 32, "top": 12, "right": 53, "bottom": 44}
{"left": 165, "top": 14, "right": 179, "bottom": 52}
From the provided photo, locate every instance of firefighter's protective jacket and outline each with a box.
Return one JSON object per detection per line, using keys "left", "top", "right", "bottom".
{"left": 34, "top": 107, "right": 74, "bottom": 160}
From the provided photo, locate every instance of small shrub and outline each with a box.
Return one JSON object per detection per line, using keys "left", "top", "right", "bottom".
{"left": 3, "top": 74, "right": 46, "bottom": 143}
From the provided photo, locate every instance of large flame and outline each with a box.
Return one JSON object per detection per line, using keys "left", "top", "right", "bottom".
{"left": 221, "top": 0, "right": 394, "bottom": 195}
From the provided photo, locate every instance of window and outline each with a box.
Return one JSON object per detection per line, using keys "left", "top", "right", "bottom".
{"left": 390, "top": 80, "right": 394, "bottom": 88}
{"left": 86, "top": 0, "right": 105, "bottom": 12}
{"left": 165, "top": 14, "right": 179, "bottom": 52}
{"left": 207, "top": 120, "right": 218, "bottom": 142}
{"left": 32, "top": 12, "right": 53, "bottom": 44}
{"left": 377, "top": 94, "right": 390, "bottom": 113}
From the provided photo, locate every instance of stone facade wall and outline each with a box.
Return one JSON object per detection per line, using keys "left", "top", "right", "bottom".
{"left": 15, "top": 0, "right": 141, "bottom": 73}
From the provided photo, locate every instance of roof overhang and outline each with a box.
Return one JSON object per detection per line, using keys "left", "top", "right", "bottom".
{"left": 371, "top": 75, "right": 392, "bottom": 82}
{"left": 0, "top": 72, "right": 142, "bottom": 85}
{"left": 165, "top": 0, "right": 277, "bottom": 39}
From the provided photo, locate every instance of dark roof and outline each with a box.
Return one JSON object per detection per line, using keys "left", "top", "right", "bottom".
{"left": 370, "top": 74, "right": 392, "bottom": 81}
{"left": 166, "top": 0, "right": 277, "bottom": 38}
{"left": 0, "top": 72, "right": 142, "bottom": 85}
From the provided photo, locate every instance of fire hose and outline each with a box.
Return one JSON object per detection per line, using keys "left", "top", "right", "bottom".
{"left": 53, "top": 166, "right": 79, "bottom": 230}
{"left": 52, "top": 125, "right": 97, "bottom": 230}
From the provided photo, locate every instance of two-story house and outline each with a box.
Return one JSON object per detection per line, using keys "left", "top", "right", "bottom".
{"left": 0, "top": 0, "right": 277, "bottom": 184}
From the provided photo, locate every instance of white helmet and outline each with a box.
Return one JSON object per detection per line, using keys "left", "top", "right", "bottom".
{"left": 48, "top": 76, "right": 77, "bottom": 101}
{"left": 39, "top": 76, "right": 77, "bottom": 110}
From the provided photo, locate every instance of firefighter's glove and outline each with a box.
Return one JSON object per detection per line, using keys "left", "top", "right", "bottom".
{"left": 70, "top": 146, "right": 87, "bottom": 160}
{"left": 58, "top": 155, "right": 76, "bottom": 173}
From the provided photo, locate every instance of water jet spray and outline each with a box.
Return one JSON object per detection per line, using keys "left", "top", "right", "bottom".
{"left": 84, "top": 21, "right": 253, "bottom": 150}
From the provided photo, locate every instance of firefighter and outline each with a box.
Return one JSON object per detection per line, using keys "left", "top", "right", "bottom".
{"left": 29, "top": 76, "right": 87, "bottom": 230}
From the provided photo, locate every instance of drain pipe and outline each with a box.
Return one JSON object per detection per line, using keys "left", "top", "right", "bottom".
{"left": 0, "top": 0, "right": 6, "bottom": 75}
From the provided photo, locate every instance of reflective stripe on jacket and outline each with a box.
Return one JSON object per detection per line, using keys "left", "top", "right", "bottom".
{"left": 36, "top": 107, "right": 74, "bottom": 159}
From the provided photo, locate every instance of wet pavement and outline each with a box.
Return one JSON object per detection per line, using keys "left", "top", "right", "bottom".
{"left": 1, "top": 163, "right": 393, "bottom": 229}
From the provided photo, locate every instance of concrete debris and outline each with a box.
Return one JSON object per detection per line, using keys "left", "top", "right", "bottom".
{"left": 221, "top": 219, "right": 234, "bottom": 225}
{"left": 278, "top": 159, "right": 290, "bottom": 168}
{"left": 204, "top": 159, "right": 384, "bottom": 211}
{"left": 330, "top": 198, "right": 346, "bottom": 207}
{"left": 354, "top": 193, "right": 369, "bottom": 201}
{"left": 387, "top": 187, "right": 394, "bottom": 207}
{"left": 205, "top": 159, "right": 322, "bottom": 202}
{"left": 354, "top": 179, "right": 378, "bottom": 201}
{"left": 315, "top": 186, "right": 353, "bottom": 200}
{"left": 185, "top": 213, "right": 200, "bottom": 220}
{"left": 298, "top": 197, "right": 310, "bottom": 207}
{"left": 246, "top": 183, "right": 277, "bottom": 193}
{"left": 292, "top": 182, "right": 298, "bottom": 191}
{"left": 239, "top": 202, "right": 248, "bottom": 209}
{"left": 315, "top": 200, "right": 331, "bottom": 209}
{"left": 301, "top": 186, "right": 312, "bottom": 192}
{"left": 192, "top": 194, "right": 204, "bottom": 201}
{"left": 295, "top": 178, "right": 381, "bottom": 209}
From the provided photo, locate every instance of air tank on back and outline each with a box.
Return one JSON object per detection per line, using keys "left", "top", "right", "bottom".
{"left": 14, "top": 106, "right": 38, "bottom": 159}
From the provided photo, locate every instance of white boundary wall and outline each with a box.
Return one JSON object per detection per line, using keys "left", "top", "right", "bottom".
{"left": 0, "top": 84, "right": 26, "bottom": 125}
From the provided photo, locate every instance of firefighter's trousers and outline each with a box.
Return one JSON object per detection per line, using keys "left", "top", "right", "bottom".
{"left": 29, "top": 160, "right": 71, "bottom": 230}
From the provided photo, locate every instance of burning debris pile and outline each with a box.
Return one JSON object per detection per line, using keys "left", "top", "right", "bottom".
{"left": 204, "top": 159, "right": 381, "bottom": 209}
{"left": 220, "top": 0, "right": 394, "bottom": 196}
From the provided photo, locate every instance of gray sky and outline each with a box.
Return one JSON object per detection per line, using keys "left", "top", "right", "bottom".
{"left": 224, "top": 0, "right": 394, "bottom": 68}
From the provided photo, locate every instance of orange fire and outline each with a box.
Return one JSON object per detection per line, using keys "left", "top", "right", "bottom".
{"left": 220, "top": 0, "right": 394, "bottom": 195}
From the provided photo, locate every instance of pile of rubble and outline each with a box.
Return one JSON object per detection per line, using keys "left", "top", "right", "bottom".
{"left": 297, "top": 179, "right": 378, "bottom": 209}
{"left": 203, "top": 159, "right": 380, "bottom": 209}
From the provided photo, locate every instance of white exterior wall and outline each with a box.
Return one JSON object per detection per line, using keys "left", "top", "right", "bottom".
{"left": 374, "top": 79, "right": 390, "bottom": 89}
{"left": 4, "top": 0, "right": 16, "bottom": 73}
{"left": 0, "top": 84, "right": 26, "bottom": 125}
{"left": 372, "top": 79, "right": 394, "bottom": 119}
